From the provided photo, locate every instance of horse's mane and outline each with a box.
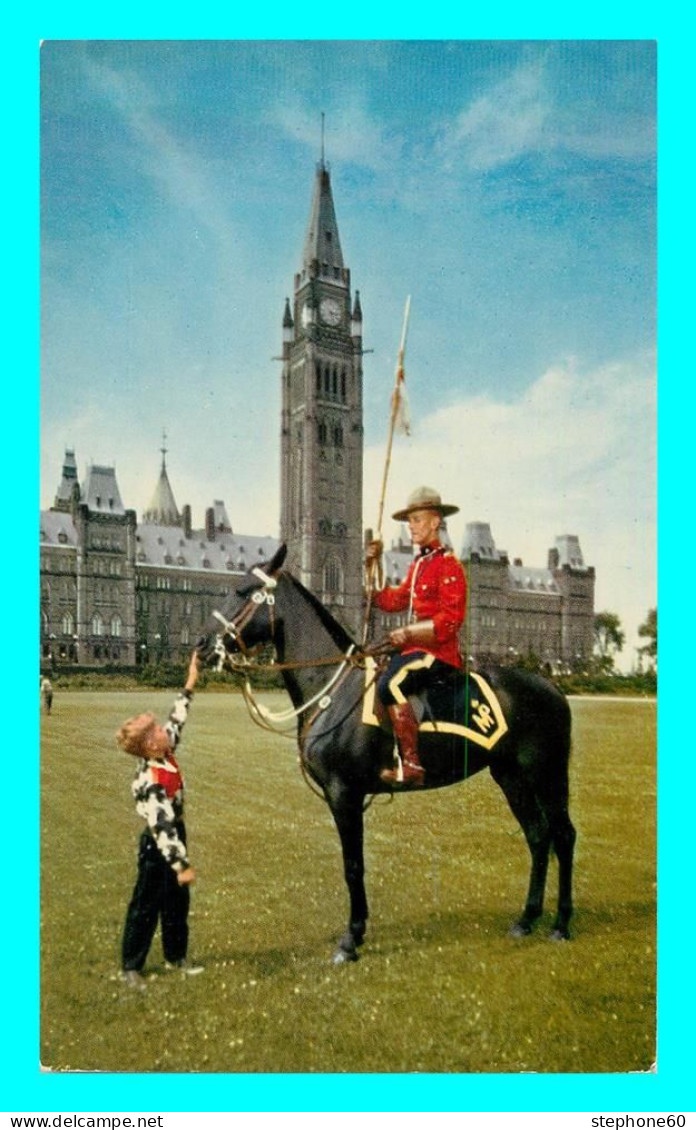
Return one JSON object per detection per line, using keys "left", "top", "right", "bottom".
{"left": 283, "top": 572, "right": 356, "bottom": 653}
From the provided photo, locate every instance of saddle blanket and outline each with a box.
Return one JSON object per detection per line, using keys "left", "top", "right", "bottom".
{"left": 362, "top": 659, "right": 508, "bottom": 753}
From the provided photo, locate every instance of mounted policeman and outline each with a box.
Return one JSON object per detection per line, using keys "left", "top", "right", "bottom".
{"left": 366, "top": 485, "right": 467, "bottom": 788}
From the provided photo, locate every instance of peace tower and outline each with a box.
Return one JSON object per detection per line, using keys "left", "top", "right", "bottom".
{"left": 279, "top": 159, "right": 364, "bottom": 635}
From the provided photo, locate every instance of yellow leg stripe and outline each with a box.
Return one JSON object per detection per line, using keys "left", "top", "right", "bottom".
{"left": 361, "top": 664, "right": 508, "bottom": 752}
{"left": 389, "top": 653, "right": 436, "bottom": 704}
{"left": 420, "top": 673, "right": 508, "bottom": 749}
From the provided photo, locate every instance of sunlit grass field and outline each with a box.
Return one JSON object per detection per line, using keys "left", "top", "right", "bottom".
{"left": 40, "top": 690, "right": 655, "bottom": 1074}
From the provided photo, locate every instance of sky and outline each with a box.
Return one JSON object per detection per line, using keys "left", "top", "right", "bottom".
{"left": 40, "top": 39, "right": 656, "bottom": 669}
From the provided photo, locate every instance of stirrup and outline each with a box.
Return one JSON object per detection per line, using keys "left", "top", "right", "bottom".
{"left": 380, "top": 758, "right": 425, "bottom": 788}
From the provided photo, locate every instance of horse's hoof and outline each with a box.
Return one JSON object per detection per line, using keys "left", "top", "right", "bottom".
{"left": 509, "top": 921, "right": 532, "bottom": 938}
{"left": 549, "top": 928, "right": 570, "bottom": 942}
{"left": 332, "top": 947, "right": 359, "bottom": 965}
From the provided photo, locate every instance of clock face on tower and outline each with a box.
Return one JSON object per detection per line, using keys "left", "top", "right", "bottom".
{"left": 319, "top": 297, "right": 342, "bottom": 326}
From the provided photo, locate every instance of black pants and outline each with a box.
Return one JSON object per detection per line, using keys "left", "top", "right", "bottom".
{"left": 121, "top": 828, "right": 190, "bottom": 972}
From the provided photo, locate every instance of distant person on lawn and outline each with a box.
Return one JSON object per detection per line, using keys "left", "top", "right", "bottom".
{"left": 116, "top": 650, "right": 203, "bottom": 989}
{"left": 41, "top": 676, "right": 53, "bottom": 715}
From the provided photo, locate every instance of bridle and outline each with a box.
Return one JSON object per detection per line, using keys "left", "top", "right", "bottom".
{"left": 211, "top": 566, "right": 279, "bottom": 668}
{"left": 210, "top": 567, "right": 360, "bottom": 734}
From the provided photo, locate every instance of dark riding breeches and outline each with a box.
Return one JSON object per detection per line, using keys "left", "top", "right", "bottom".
{"left": 377, "top": 650, "right": 456, "bottom": 707}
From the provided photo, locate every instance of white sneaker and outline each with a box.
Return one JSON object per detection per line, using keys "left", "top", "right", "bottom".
{"left": 166, "top": 959, "right": 204, "bottom": 975}
{"left": 121, "top": 969, "right": 147, "bottom": 991}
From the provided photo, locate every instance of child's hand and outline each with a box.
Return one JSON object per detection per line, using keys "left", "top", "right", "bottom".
{"left": 177, "top": 866, "right": 196, "bottom": 886}
{"left": 185, "top": 650, "right": 199, "bottom": 692}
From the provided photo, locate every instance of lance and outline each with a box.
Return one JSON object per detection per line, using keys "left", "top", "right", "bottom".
{"left": 362, "top": 295, "right": 411, "bottom": 645}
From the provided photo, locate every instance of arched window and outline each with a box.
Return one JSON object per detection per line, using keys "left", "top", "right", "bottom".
{"left": 62, "top": 612, "right": 74, "bottom": 636}
{"left": 322, "top": 555, "right": 344, "bottom": 603}
{"left": 111, "top": 615, "right": 122, "bottom": 638}
{"left": 92, "top": 614, "right": 103, "bottom": 637}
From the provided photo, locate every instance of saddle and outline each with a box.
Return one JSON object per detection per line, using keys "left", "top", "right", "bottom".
{"left": 362, "top": 660, "right": 508, "bottom": 753}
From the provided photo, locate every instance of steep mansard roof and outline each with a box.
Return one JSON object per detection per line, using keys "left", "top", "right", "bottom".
{"left": 40, "top": 510, "right": 78, "bottom": 548}
{"left": 554, "top": 534, "right": 587, "bottom": 570}
{"left": 39, "top": 507, "right": 277, "bottom": 576}
{"left": 134, "top": 525, "right": 277, "bottom": 573}
{"left": 43, "top": 452, "right": 276, "bottom": 572}
{"left": 81, "top": 465, "right": 126, "bottom": 515}
{"left": 509, "top": 564, "right": 560, "bottom": 595}
{"left": 460, "top": 521, "right": 507, "bottom": 562}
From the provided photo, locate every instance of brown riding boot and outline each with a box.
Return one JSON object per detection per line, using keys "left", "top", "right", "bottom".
{"left": 380, "top": 702, "right": 425, "bottom": 788}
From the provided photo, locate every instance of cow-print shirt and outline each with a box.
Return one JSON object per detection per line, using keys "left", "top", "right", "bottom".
{"left": 131, "top": 690, "right": 193, "bottom": 872}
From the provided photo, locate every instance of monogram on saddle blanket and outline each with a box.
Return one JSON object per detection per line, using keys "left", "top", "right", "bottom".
{"left": 362, "top": 658, "right": 509, "bottom": 787}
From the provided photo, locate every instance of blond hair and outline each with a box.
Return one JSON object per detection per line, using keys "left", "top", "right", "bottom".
{"left": 116, "top": 712, "right": 158, "bottom": 756}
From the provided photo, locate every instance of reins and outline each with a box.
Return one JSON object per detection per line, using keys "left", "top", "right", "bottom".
{"left": 211, "top": 567, "right": 394, "bottom": 811}
{"left": 211, "top": 568, "right": 391, "bottom": 737}
{"left": 240, "top": 644, "right": 359, "bottom": 734}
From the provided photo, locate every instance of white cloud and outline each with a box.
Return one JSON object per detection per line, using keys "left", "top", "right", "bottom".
{"left": 441, "top": 54, "right": 655, "bottom": 175}
{"left": 443, "top": 59, "right": 551, "bottom": 173}
{"left": 365, "top": 353, "right": 656, "bottom": 669}
{"left": 272, "top": 96, "right": 402, "bottom": 174}
{"left": 82, "top": 57, "right": 238, "bottom": 249}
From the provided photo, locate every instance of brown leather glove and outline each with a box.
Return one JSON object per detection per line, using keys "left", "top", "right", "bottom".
{"left": 389, "top": 619, "right": 437, "bottom": 649}
{"left": 407, "top": 619, "right": 437, "bottom": 646}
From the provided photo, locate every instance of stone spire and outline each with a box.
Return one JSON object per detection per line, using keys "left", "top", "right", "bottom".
{"left": 142, "top": 433, "right": 180, "bottom": 526}
{"left": 53, "top": 448, "right": 79, "bottom": 512}
{"left": 301, "top": 158, "right": 345, "bottom": 276}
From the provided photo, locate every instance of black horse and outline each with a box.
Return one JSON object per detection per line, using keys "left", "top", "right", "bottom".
{"left": 199, "top": 545, "right": 576, "bottom": 963}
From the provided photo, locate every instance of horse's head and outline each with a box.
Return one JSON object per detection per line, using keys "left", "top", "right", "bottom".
{"left": 197, "top": 543, "right": 288, "bottom": 671}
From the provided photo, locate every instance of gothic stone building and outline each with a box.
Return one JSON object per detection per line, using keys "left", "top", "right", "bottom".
{"left": 39, "top": 160, "right": 595, "bottom": 673}
{"left": 40, "top": 450, "right": 594, "bottom": 674}
{"left": 40, "top": 447, "right": 277, "bottom": 670}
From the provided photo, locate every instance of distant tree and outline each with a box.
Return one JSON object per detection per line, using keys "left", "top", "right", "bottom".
{"left": 517, "top": 648, "right": 542, "bottom": 674}
{"left": 638, "top": 607, "right": 657, "bottom": 671}
{"left": 593, "top": 611, "right": 625, "bottom": 672}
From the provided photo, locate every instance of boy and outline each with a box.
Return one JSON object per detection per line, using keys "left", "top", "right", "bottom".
{"left": 116, "top": 650, "right": 202, "bottom": 989}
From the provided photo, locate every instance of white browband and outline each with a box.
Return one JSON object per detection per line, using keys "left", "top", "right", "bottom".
{"left": 251, "top": 566, "right": 277, "bottom": 589}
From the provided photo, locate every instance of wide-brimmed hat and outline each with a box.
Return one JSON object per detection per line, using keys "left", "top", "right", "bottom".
{"left": 392, "top": 486, "right": 459, "bottom": 522}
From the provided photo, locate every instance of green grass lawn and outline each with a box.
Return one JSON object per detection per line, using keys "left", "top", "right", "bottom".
{"left": 40, "top": 690, "right": 656, "bottom": 1074}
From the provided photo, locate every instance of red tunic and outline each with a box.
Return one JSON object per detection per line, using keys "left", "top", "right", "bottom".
{"left": 373, "top": 540, "right": 467, "bottom": 668}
